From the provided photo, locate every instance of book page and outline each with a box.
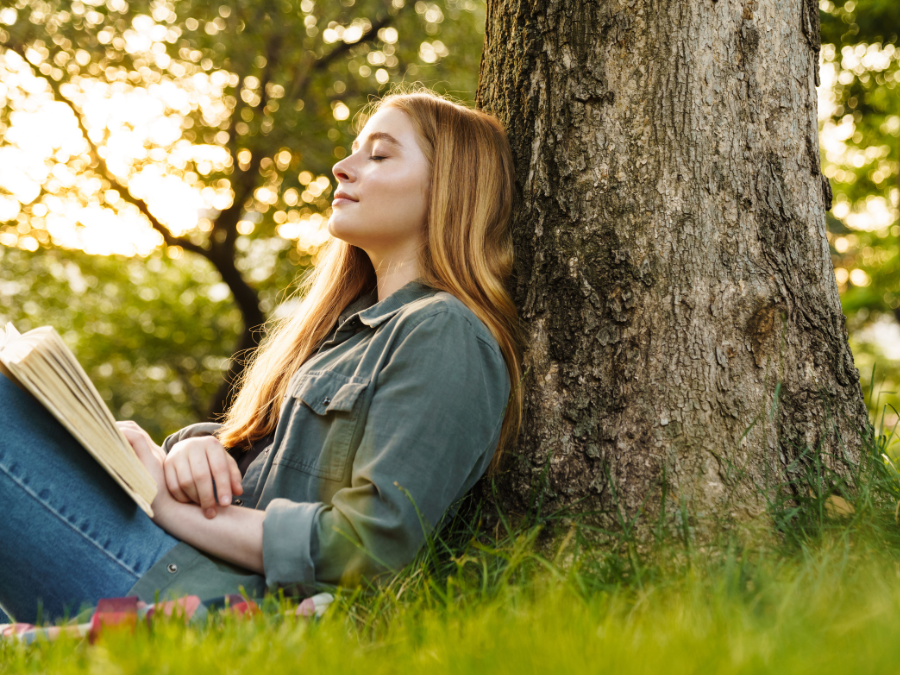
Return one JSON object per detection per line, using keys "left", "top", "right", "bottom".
{"left": 11, "top": 358, "right": 155, "bottom": 515}
{"left": 0, "top": 326, "right": 156, "bottom": 516}
{"left": 16, "top": 361, "right": 142, "bottom": 490}
{"left": 34, "top": 344, "right": 155, "bottom": 497}
{"left": 0, "top": 323, "right": 21, "bottom": 347}
{"left": 41, "top": 338, "right": 121, "bottom": 439}
{"left": 0, "top": 324, "right": 25, "bottom": 390}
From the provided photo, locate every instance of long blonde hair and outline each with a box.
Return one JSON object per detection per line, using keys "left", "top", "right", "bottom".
{"left": 217, "top": 88, "right": 523, "bottom": 472}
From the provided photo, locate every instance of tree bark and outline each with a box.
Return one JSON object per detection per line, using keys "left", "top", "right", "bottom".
{"left": 476, "top": 0, "right": 869, "bottom": 527}
{"left": 204, "top": 251, "right": 266, "bottom": 420}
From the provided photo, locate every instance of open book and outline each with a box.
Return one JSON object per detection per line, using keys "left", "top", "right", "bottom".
{"left": 0, "top": 323, "right": 156, "bottom": 516}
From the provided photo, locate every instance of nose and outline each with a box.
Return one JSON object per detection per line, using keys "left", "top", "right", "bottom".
{"left": 332, "top": 156, "right": 355, "bottom": 183}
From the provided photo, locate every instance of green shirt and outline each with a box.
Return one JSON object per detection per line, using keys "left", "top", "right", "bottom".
{"left": 128, "top": 280, "right": 510, "bottom": 601}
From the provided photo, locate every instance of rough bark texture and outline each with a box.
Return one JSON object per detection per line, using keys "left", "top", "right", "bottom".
{"left": 476, "top": 0, "right": 869, "bottom": 527}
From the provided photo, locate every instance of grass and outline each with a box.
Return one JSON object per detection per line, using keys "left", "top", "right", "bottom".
{"left": 4, "top": 401, "right": 900, "bottom": 674}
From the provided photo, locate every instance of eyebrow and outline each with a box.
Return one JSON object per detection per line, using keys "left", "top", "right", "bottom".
{"left": 351, "top": 131, "right": 403, "bottom": 153}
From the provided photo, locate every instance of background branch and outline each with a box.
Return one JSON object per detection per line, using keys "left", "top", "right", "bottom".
{"left": 6, "top": 43, "right": 208, "bottom": 257}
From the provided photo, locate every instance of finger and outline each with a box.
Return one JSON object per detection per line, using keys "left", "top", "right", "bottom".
{"left": 228, "top": 454, "right": 244, "bottom": 497}
{"left": 168, "top": 437, "right": 199, "bottom": 459}
{"left": 164, "top": 458, "right": 191, "bottom": 503}
{"left": 151, "top": 440, "right": 166, "bottom": 464}
{"left": 117, "top": 424, "right": 138, "bottom": 442}
{"left": 205, "top": 445, "right": 233, "bottom": 506}
{"left": 188, "top": 446, "right": 217, "bottom": 511}
{"left": 173, "top": 456, "right": 200, "bottom": 505}
{"left": 118, "top": 424, "right": 160, "bottom": 465}
{"left": 119, "top": 426, "right": 150, "bottom": 458}
{"left": 205, "top": 437, "right": 243, "bottom": 497}
{"left": 117, "top": 420, "right": 149, "bottom": 440}
{"left": 168, "top": 438, "right": 188, "bottom": 458}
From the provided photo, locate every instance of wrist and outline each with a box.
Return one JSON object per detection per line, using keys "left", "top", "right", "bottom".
{"left": 150, "top": 486, "right": 180, "bottom": 527}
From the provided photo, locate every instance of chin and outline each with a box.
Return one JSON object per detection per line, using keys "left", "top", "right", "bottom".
{"left": 327, "top": 218, "right": 365, "bottom": 248}
{"left": 326, "top": 218, "right": 340, "bottom": 239}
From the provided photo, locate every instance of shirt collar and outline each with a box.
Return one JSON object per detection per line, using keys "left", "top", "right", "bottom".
{"left": 337, "top": 289, "right": 378, "bottom": 326}
{"left": 356, "top": 280, "right": 437, "bottom": 328}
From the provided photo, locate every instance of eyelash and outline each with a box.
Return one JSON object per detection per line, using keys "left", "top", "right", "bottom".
{"left": 368, "top": 155, "right": 386, "bottom": 161}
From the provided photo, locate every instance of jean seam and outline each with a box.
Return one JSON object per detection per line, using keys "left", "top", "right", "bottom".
{"left": 0, "top": 464, "right": 142, "bottom": 580}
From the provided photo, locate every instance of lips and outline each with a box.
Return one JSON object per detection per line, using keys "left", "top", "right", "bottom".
{"left": 333, "top": 190, "right": 358, "bottom": 202}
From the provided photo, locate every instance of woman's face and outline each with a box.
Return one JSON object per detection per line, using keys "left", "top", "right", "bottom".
{"left": 329, "top": 106, "right": 430, "bottom": 262}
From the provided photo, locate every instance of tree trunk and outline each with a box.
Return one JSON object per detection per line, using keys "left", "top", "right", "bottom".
{"left": 476, "top": 0, "right": 869, "bottom": 527}
{"left": 205, "top": 250, "right": 266, "bottom": 420}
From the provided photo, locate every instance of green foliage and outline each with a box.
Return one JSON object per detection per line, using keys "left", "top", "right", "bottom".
{"left": 821, "top": 0, "right": 900, "bottom": 48}
{"left": 0, "top": 245, "right": 240, "bottom": 440}
{"left": 821, "top": 1, "right": 899, "bottom": 208}
{"left": 820, "top": 1, "right": 900, "bottom": 422}
{"left": 0, "top": 0, "right": 485, "bottom": 252}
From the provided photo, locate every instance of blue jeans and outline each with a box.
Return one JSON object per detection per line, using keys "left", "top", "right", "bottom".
{"left": 0, "top": 375, "right": 178, "bottom": 624}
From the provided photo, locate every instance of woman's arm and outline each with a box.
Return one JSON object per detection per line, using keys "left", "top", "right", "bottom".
{"left": 118, "top": 422, "right": 265, "bottom": 574}
{"left": 156, "top": 499, "right": 265, "bottom": 574}
{"left": 262, "top": 309, "right": 510, "bottom": 592}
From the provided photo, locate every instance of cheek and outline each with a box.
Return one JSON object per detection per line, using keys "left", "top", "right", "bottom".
{"left": 394, "top": 187, "right": 428, "bottom": 222}
{"left": 392, "top": 169, "right": 429, "bottom": 219}
{"left": 369, "top": 170, "right": 428, "bottom": 220}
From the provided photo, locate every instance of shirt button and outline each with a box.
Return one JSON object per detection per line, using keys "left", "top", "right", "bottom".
{"left": 234, "top": 498, "right": 244, "bottom": 506}
{"left": 167, "top": 564, "right": 178, "bottom": 574}
{"left": 323, "top": 397, "right": 331, "bottom": 405}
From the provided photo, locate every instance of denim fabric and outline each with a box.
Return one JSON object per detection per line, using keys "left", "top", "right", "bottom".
{"left": 0, "top": 376, "right": 178, "bottom": 624}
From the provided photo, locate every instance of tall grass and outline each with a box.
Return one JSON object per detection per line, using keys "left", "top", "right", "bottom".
{"left": 4, "top": 387, "right": 900, "bottom": 674}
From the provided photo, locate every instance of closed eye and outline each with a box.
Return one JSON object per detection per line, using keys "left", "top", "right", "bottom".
{"left": 369, "top": 155, "right": 387, "bottom": 161}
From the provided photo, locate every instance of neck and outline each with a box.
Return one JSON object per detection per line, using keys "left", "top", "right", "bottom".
{"left": 367, "top": 244, "right": 423, "bottom": 302}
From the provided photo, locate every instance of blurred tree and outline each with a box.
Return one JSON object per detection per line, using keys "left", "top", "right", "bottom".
{"left": 0, "top": 244, "right": 240, "bottom": 439}
{"left": 0, "top": 0, "right": 485, "bottom": 420}
{"left": 820, "top": 1, "right": 900, "bottom": 419}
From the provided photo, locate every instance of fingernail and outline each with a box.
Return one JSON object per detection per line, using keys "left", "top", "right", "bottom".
{"left": 220, "top": 495, "right": 231, "bottom": 506}
{"left": 205, "top": 508, "right": 216, "bottom": 518}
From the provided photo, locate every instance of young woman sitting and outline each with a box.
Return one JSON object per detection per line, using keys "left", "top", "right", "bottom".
{"left": 0, "top": 88, "right": 523, "bottom": 623}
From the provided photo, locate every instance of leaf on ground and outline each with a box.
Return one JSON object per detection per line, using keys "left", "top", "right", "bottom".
{"left": 825, "top": 495, "right": 855, "bottom": 518}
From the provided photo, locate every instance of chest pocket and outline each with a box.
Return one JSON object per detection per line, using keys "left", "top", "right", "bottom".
{"left": 276, "top": 369, "right": 368, "bottom": 481}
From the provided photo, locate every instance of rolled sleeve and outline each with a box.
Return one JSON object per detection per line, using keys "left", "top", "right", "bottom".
{"left": 161, "top": 422, "right": 222, "bottom": 453}
{"left": 261, "top": 307, "right": 510, "bottom": 593}
{"left": 262, "top": 499, "right": 324, "bottom": 593}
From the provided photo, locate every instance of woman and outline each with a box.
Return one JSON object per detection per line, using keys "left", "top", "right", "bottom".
{"left": 0, "top": 88, "right": 523, "bottom": 624}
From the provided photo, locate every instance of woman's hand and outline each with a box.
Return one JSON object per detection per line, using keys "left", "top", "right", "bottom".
{"left": 116, "top": 421, "right": 175, "bottom": 521}
{"left": 163, "top": 436, "right": 244, "bottom": 519}
{"left": 116, "top": 422, "right": 263, "bottom": 572}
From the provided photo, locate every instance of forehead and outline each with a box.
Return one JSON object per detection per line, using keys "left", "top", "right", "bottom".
{"left": 351, "top": 107, "right": 412, "bottom": 151}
